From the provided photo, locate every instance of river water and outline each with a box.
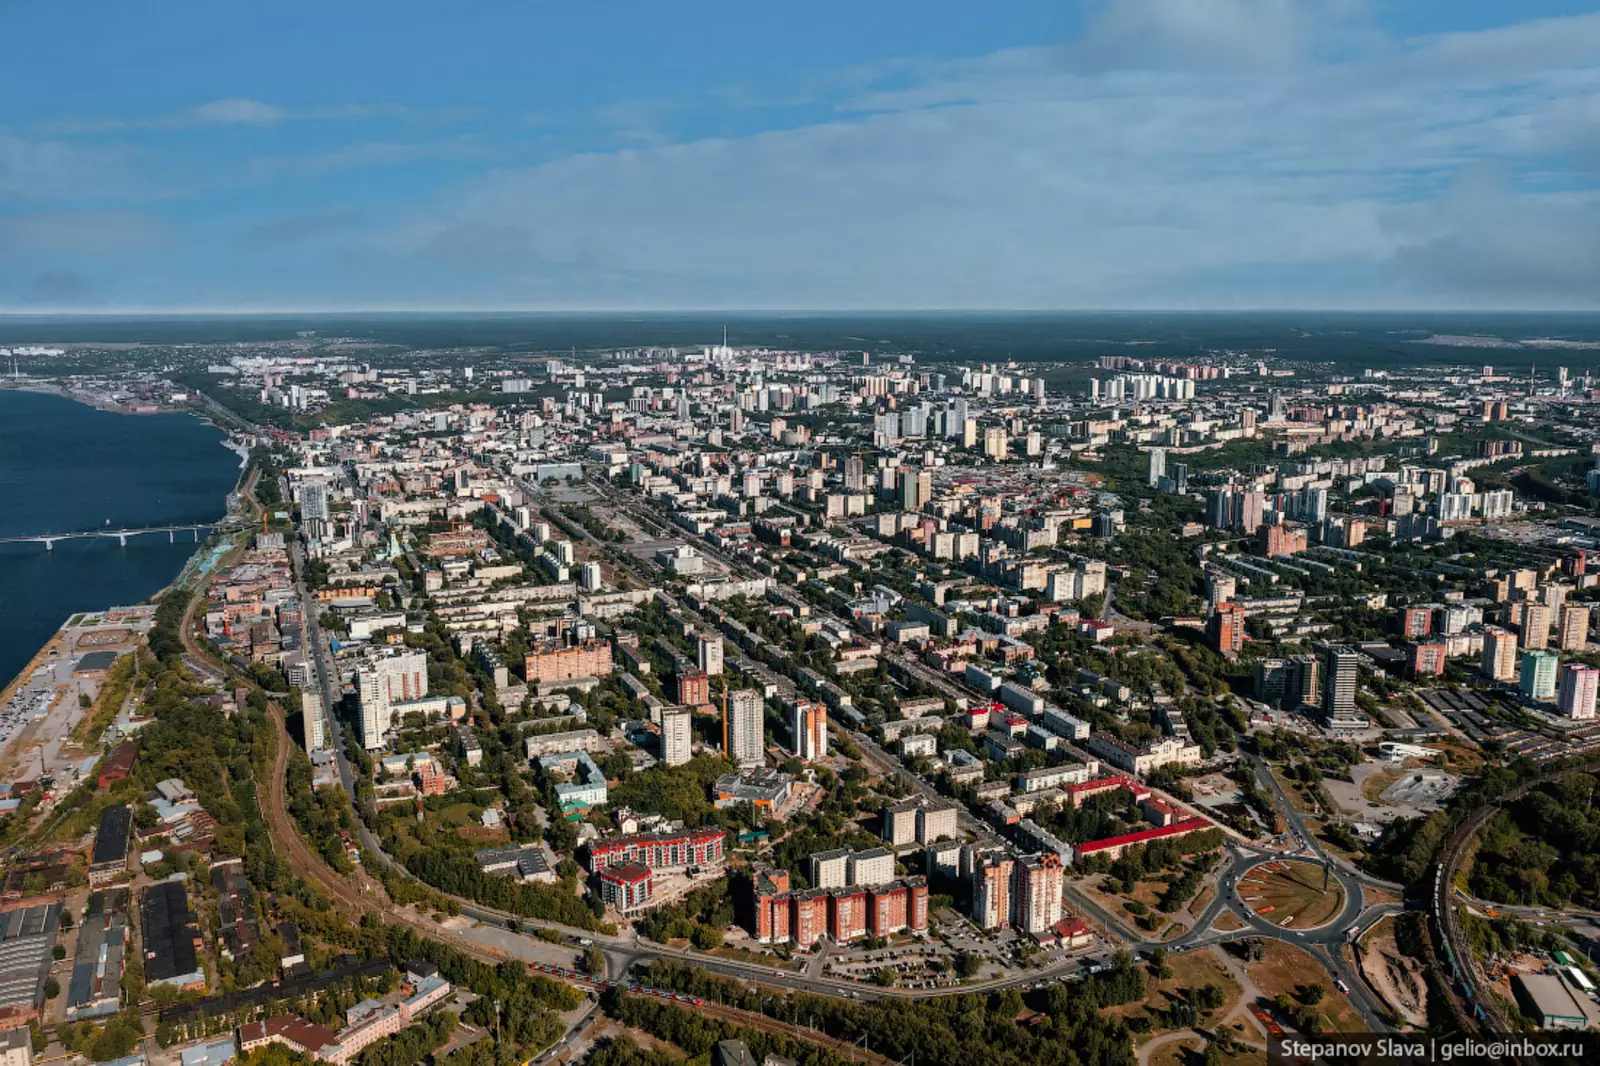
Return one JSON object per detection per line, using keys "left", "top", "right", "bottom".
{"left": 0, "top": 389, "right": 241, "bottom": 686}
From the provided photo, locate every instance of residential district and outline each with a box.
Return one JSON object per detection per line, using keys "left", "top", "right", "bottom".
{"left": 4, "top": 337, "right": 1600, "bottom": 1066}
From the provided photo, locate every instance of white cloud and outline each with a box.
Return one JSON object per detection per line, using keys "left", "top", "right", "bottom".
{"left": 45, "top": 99, "right": 415, "bottom": 135}
{"left": 183, "top": 98, "right": 288, "bottom": 126}
{"left": 356, "top": 2, "right": 1600, "bottom": 308}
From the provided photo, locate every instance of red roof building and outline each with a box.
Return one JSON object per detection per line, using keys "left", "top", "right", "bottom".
{"left": 1061, "top": 775, "right": 1150, "bottom": 808}
{"left": 97, "top": 741, "right": 137, "bottom": 789}
{"left": 1073, "top": 817, "right": 1212, "bottom": 864}
{"left": 585, "top": 828, "right": 725, "bottom": 874}
{"left": 598, "top": 862, "right": 653, "bottom": 912}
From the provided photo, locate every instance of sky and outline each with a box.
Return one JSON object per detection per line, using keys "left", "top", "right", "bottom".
{"left": 3, "top": 0, "right": 1599, "bottom": 312}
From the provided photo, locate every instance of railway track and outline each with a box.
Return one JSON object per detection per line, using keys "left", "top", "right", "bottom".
{"left": 258, "top": 703, "right": 508, "bottom": 964}
{"left": 1427, "top": 759, "right": 1600, "bottom": 1036}
{"left": 531, "top": 962, "right": 895, "bottom": 1066}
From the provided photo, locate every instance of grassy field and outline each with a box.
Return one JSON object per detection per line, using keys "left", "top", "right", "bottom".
{"left": 1250, "top": 940, "right": 1370, "bottom": 1033}
{"left": 1237, "top": 860, "right": 1345, "bottom": 930}
{"left": 1121, "top": 947, "right": 1243, "bottom": 1035}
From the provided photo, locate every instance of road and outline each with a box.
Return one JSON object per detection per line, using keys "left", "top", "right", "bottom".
{"left": 261, "top": 448, "right": 1405, "bottom": 1034}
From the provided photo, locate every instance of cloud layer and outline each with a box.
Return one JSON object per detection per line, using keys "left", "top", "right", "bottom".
{"left": 5, "top": 0, "right": 1600, "bottom": 310}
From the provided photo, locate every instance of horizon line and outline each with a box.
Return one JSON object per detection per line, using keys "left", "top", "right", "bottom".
{"left": 5, "top": 306, "right": 1600, "bottom": 318}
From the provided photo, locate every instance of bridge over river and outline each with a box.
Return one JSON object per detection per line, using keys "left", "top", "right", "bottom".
{"left": 0, "top": 523, "right": 217, "bottom": 550}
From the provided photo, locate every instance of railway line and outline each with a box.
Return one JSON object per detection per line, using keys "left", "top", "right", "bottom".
{"left": 529, "top": 963, "right": 895, "bottom": 1066}
{"left": 1426, "top": 759, "right": 1600, "bottom": 1036}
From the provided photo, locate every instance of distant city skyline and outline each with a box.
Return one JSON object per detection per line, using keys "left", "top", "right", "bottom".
{"left": 4, "top": 0, "right": 1600, "bottom": 312}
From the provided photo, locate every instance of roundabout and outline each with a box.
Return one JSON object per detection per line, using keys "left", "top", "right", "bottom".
{"left": 1236, "top": 858, "right": 1346, "bottom": 931}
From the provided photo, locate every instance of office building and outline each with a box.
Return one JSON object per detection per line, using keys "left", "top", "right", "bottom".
{"left": 1321, "top": 646, "right": 1359, "bottom": 720}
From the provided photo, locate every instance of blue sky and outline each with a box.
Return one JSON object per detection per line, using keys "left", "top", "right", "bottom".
{"left": 3, "top": 0, "right": 1599, "bottom": 311}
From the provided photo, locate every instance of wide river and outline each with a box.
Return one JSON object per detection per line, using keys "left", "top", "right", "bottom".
{"left": 0, "top": 389, "right": 241, "bottom": 687}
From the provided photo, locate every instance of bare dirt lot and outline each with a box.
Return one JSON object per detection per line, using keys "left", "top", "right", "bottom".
{"left": 1358, "top": 916, "right": 1429, "bottom": 1030}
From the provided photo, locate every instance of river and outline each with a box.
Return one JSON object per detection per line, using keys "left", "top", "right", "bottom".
{"left": 0, "top": 389, "right": 241, "bottom": 687}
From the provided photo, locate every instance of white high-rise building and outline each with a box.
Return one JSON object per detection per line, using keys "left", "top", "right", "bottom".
{"left": 661, "top": 707, "right": 692, "bottom": 767}
{"left": 353, "top": 648, "right": 428, "bottom": 750}
{"left": 302, "top": 689, "right": 326, "bottom": 752}
{"left": 724, "top": 689, "right": 765, "bottom": 768}
{"left": 697, "top": 633, "right": 724, "bottom": 677}
{"left": 1148, "top": 448, "right": 1166, "bottom": 488}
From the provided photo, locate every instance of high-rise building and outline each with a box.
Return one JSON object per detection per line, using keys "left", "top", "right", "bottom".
{"left": 1519, "top": 650, "right": 1560, "bottom": 701}
{"left": 1011, "top": 854, "right": 1063, "bottom": 935}
{"left": 900, "top": 468, "right": 933, "bottom": 511}
{"left": 724, "top": 689, "right": 765, "bottom": 768}
{"left": 962, "top": 419, "right": 978, "bottom": 449}
{"left": 983, "top": 427, "right": 1009, "bottom": 461}
{"left": 300, "top": 481, "right": 331, "bottom": 538}
{"left": 697, "top": 634, "right": 724, "bottom": 677}
{"left": 842, "top": 455, "right": 865, "bottom": 491}
{"left": 1558, "top": 605, "right": 1591, "bottom": 652}
{"left": 1147, "top": 448, "right": 1166, "bottom": 489}
{"left": 882, "top": 800, "right": 920, "bottom": 847}
{"left": 302, "top": 689, "right": 326, "bottom": 752}
{"left": 1321, "top": 646, "right": 1359, "bottom": 720}
{"left": 1253, "top": 656, "right": 1319, "bottom": 708}
{"left": 1521, "top": 603, "right": 1552, "bottom": 650}
{"left": 673, "top": 669, "right": 710, "bottom": 707}
{"left": 972, "top": 853, "right": 1014, "bottom": 931}
{"left": 1399, "top": 606, "right": 1434, "bottom": 639}
{"left": 354, "top": 648, "right": 429, "bottom": 750}
{"left": 1208, "top": 603, "right": 1246, "bottom": 659}
{"left": 1406, "top": 643, "right": 1448, "bottom": 679}
{"left": 1481, "top": 625, "right": 1519, "bottom": 682}
{"left": 791, "top": 700, "right": 828, "bottom": 761}
{"left": 1557, "top": 663, "right": 1599, "bottom": 720}
{"left": 660, "top": 707, "right": 692, "bottom": 767}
